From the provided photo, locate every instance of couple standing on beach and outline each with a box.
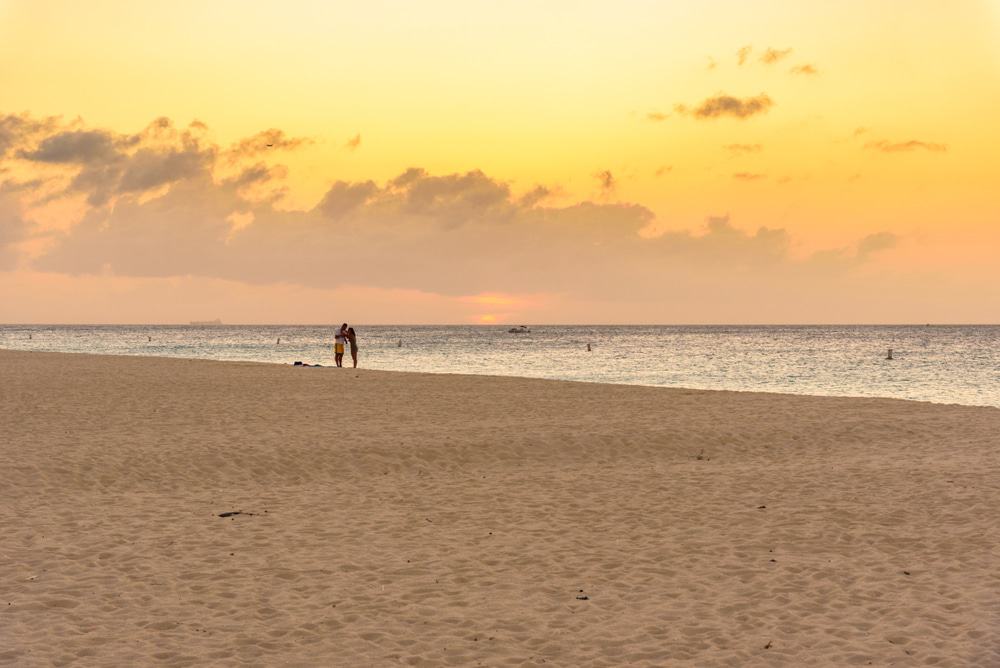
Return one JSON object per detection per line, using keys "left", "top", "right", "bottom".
{"left": 334, "top": 324, "right": 359, "bottom": 368}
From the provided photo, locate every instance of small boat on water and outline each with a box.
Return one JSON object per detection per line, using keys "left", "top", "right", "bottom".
{"left": 190, "top": 319, "right": 223, "bottom": 326}
{"left": 508, "top": 325, "right": 530, "bottom": 334}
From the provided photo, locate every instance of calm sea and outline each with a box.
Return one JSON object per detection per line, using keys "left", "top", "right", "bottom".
{"left": 2, "top": 325, "right": 998, "bottom": 407}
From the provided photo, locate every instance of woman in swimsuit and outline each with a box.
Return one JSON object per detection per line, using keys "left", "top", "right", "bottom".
{"left": 347, "top": 327, "right": 359, "bottom": 368}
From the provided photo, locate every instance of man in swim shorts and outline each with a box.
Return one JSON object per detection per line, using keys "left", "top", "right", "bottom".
{"left": 334, "top": 323, "right": 348, "bottom": 367}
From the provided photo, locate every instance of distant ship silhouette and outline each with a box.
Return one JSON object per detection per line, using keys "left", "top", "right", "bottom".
{"left": 189, "top": 319, "right": 223, "bottom": 326}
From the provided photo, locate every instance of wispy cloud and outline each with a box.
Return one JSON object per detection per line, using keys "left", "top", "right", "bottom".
{"left": 812, "top": 231, "right": 899, "bottom": 267}
{"left": 226, "top": 129, "right": 311, "bottom": 162}
{"left": 0, "top": 113, "right": 60, "bottom": 158}
{"left": 227, "top": 162, "right": 289, "bottom": 190}
{"left": 344, "top": 133, "right": 361, "bottom": 151}
{"left": 865, "top": 139, "right": 947, "bottom": 153}
{"left": 678, "top": 93, "right": 774, "bottom": 120}
{"left": 646, "top": 111, "right": 669, "bottom": 122}
{"left": 856, "top": 232, "right": 898, "bottom": 260}
{"left": 759, "top": 47, "right": 792, "bottom": 64}
{"left": 737, "top": 45, "right": 752, "bottom": 66}
{"left": 517, "top": 185, "right": 551, "bottom": 207}
{"left": 725, "top": 143, "right": 763, "bottom": 156}
{"left": 733, "top": 172, "right": 766, "bottom": 181}
{"left": 594, "top": 169, "right": 615, "bottom": 195}
{"left": 654, "top": 165, "right": 673, "bottom": 177}
{"left": 790, "top": 64, "right": 818, "bottom": 76}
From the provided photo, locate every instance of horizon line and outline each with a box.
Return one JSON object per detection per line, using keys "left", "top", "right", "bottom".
{"left": 3, "top": 322, "right": 998, "bottom": 328}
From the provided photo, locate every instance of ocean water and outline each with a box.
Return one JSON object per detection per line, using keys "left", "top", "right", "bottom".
{"left": 2, "top": 325, "right": 998, "bottom": 407}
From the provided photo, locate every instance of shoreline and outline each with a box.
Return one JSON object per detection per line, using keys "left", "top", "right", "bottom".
{"left": 3, "top": 349, "right": 999, "bottom": 665}
{"left": 3, "top": 347, "right": 997, "bottom": 410}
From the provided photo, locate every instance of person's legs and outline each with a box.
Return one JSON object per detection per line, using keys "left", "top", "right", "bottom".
{"left": 351, "top": 349, "right": 358, "bottom": 368}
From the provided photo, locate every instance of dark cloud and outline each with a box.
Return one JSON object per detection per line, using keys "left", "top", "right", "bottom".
{"left": 389, "top": 167, "right": 427, "bottom": 189}
{"left": 864, "top": 139, "right": 947, "bottom": 153}
{"left": 73, "top": 140, "right": 212, "bottom": 206}
{"left": 8, "top": 115, "right": 275, "bottom": 205}
{"left": 790, "top": 64, "right": 818, "bottom": 76}
{"left": 320, "top": 167, "right": 520, "bottom": 224}
{"left": 732, "top": 172, "right": 765, "bottom": 181}
{"left": 725, "top": 143, "right": 763, "bottom": 156}
{"left": 737, "top": 45, "right": 752, "bottom": 66}
{"left": 68, "top": 163, "right": 125, "bottom": 206}
{"left": 316, "top": 180, "right": 378, "bottom": 219}
{"left": 119, "top": 147, "right": 210, "bottom": 193}
{"left": 679, "top": 94, "right": 774, "bottom": 120}
{"left": 759, "top": 48, "right": 792, "bottom": 64}
{"left": 19, "top": 129, "right": 121, "bottom": 164}
{"left": 398, "top": 169, "right": 515, "bottom": 225}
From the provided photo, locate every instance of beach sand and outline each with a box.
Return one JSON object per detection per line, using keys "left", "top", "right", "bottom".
{"left": 2, "top": 349, "right": 999, "bottom": 666}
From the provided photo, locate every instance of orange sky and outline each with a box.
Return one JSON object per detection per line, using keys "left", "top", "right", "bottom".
{"left": 1, "top": 1, "right": 998, "bottom": 323}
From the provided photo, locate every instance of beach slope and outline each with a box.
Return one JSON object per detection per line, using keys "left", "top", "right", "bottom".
{"left": 1, "top": 350, "right": 998, "bottom": 666}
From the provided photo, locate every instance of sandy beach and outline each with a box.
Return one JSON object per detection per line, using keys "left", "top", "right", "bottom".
{"left": 1, "top": 349, "right": 999, "bottom": 666}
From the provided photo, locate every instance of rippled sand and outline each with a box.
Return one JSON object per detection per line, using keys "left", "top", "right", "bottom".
{"left": 2, "top": 350, "right": 998, "bottom": 666}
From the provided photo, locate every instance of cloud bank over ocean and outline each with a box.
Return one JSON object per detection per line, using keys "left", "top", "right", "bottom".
{"left": 0, "top": 113, "right": 930, "bottom": 322}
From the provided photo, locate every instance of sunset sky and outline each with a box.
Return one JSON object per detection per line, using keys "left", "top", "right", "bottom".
{"left": 1, "top": 0, "right": 998, "bottom": 323}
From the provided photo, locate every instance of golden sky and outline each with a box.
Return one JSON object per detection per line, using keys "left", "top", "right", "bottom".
{"left": 1, "top": 0, "right": 998, "bottom": 323}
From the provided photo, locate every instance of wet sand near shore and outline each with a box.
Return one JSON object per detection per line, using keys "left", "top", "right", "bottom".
{"left": 2, "top": 350, "right": 999, "bottom": 666}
